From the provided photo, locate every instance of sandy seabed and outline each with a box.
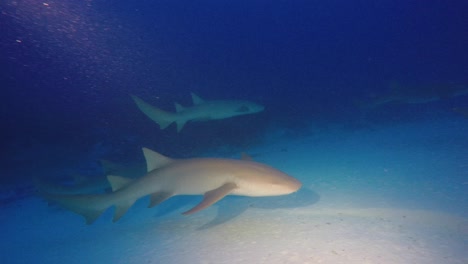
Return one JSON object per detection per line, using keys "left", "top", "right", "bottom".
{"left": 1, "top": 118, "right": 467, "bottom": 264}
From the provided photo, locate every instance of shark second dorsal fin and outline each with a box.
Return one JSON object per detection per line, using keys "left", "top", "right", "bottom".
{"left": 142, "top": 147, "right": 173, "bottom": 172}
{"left": 174, "top": 103, "right": 185, "bottom": 113}
{"left": 191, "top": 92, "right": 205, "bottom": 105}
{"left": 107, "top": 175, "right": 133, "bottom": 192}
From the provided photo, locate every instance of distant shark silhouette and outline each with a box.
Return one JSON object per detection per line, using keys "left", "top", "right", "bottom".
{"left": 40, "top": 148, "right": 301, "bottom": 224}
{"left": 453, "top": 107, "right": 468, "bottom": 118}
{"left": 132, "top": 93, "right": 264, "bottom": 132}
{"left": 359, "top": 82, "right": 468, "bottom": 109}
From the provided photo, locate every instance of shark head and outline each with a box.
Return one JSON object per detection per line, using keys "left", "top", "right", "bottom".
{"left": 209, "top": 100, "right": 264, "bottom": 119}
{"left": 233, "top": 160, "right": 302, "bottom": 197}
{"left": 233, "top": 101, "right": 265, "bottom": 114}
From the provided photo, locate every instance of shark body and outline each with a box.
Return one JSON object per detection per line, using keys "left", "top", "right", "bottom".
{"left": 42, "top": 148, "right": 301, "bottom": 224}
{"left": 132, "top": 93, "right": 264, "bottom": 132}
{"left": 360, "top": 83, "right": 468, "bottom": 109}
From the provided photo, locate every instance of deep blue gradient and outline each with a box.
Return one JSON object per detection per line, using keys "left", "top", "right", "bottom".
{"left": 1, "top": 0, "right": 467, "bottom": 185}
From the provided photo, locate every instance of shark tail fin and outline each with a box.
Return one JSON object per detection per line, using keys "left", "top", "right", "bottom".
{"left": 131, "top": 95, "right": 176, "bottom": 130}
{"left": 38, "top": 191, "right": 108, "bottom": 225}
{"left": 39, "top": 175, "right": 137, "bottom": 224}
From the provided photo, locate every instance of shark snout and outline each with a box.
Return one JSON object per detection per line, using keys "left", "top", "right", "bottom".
{"left": 287, "top": 177, "right": 302, "bottom": 193}
{"left": 255, "top": 104, "right": 265, "bottom": 112}
{"left": 270, "top": 176, "right": 302, "bottom": 195}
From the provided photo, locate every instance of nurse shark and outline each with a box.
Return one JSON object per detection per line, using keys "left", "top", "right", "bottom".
{"left": 453, "top": 107, "right": 468, "bottom": 118}
{"left": 40, "top": 148, "right": 301, "bottom": 224}
{"left": 132, "top": 93, "right": 264, "bottom": 132}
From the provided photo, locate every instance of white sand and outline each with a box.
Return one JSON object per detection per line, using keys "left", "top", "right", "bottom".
{"left": 1, "top": 118, "right": 467, "bottom": 264}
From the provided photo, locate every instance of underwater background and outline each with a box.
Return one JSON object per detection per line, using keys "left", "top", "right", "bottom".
{"left": 1, "top": 0, "right": 467, "bottom": 263}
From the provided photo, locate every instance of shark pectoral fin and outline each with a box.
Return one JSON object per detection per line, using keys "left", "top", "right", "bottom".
{"left": 148, "top": 192, "right": 173, "bottom": 208}
{"left": 176, "top": 120, "right": 187, "bottom": 132}
{"left": 113, "top": 199, "right": 137, "bottom": 222}
{"left": 107, "top": 175, "right": 133, "bottom": 192}
{"left": 182, "top": 182, "right": 238, "bottom": 215}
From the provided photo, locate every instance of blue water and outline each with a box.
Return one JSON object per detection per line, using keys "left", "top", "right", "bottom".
{"left": 1, "top": 1, "right": 467, "bottom": 263}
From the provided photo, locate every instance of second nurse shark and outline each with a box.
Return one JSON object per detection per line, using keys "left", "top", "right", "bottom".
{"left": 132, "top": 92, "right": 264, "bottom": 132}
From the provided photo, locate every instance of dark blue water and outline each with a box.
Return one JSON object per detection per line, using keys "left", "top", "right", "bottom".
{"left": 1, "top": 0, "right": 467, "bottom": 188}
{"left": 1, "top": 1, "right": 468, "bottom": 263}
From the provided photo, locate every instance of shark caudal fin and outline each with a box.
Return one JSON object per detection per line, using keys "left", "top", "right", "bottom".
{"left": 131, "top": 95, "right": 176, "bottom": 130}
{"left": 39, "top": 175, "right": 137, "bottom": 224}
{"left": 39, "top": 191, "right": 108, "bottom": 225}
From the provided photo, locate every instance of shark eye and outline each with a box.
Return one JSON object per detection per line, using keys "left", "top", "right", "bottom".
{"left": 236, "top": 105, "right": 250, "bottom": 112}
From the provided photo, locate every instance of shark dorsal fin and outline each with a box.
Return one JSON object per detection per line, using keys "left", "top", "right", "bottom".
{"left": 241, "top": 152, "right": 253, "bottom": 161}
{"left": 191, "top": 92, "right": 205, "bottom": 105}
{"left": 174, "top": 103, "right": 185, "bottom": 113}
{"left": 142, "top": 147, "right": 173, "bottom": 172}
{"left": 107, "top": 175, "right": 133, "bottom": 192}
